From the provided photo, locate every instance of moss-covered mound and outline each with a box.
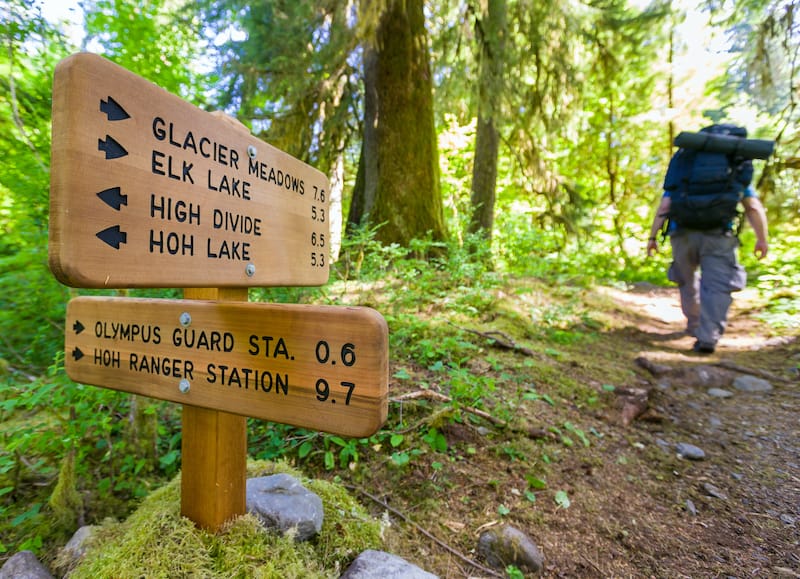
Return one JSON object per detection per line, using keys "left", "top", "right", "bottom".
{"left": 64, "top": 460, "right": 383, "bottom": 578}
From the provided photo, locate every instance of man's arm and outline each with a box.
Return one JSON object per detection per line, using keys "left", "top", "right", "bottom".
{"left": 647, "top": 196, "right": 671, "bottom": 257}
{"left": 742, "top": 196, "right": 769, "bottom": 259}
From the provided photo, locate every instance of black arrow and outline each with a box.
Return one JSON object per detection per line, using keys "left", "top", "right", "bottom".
{"left": 72, "top": 347, "right": 84, "bottom": 361}
{"left": 73, "top": 320, "right": 85, "bottom": 334}
{"left": 97, "top": 187, "right": 127, "bottom": 211}
{"left": 100, "top": 96, "right": 130, "bottom": 121}
{"left": 98, "top": 135, "right": 128, "bottom": 159}
{"left": 96, "top": 225, "right": 127, "bottom": 249}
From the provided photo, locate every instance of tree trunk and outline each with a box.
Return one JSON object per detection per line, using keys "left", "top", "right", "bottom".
{"left": 468, "top": 0, "right": 507, "bottom": 242}
{"left": 360, "top": 0, "right": 447, "bottom": 247}
{"left": 347, "top": 46, "right": 379, "bottom": 233}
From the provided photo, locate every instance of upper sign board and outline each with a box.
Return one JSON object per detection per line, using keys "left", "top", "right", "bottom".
{"left": 49, "top": 53, "right": 331, "bottom": 288}
{"left": 65, "top": 296, "right": 388, "bottom": 437}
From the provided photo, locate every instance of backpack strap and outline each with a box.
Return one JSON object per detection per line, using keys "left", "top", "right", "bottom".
{"left": 659, "top": 217, "right": 670, "bottom": 242}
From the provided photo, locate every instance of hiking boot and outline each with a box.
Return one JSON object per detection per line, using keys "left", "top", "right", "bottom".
{"left": 692, "top": 340, "right": 715, "bottom": 355}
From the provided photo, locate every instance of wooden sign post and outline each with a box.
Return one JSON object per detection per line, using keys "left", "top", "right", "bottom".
{"left": 50, "top": 53, "right": 388, "bottom": 531}
{"left": 182, "top": 288, "right": 247, "bottom": 531}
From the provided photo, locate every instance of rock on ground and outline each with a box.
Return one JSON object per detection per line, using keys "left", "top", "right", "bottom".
{"left": 340, "top": 550, "right": 438, "bottom": 578}
{"left": 676, "top": 442, "right": 706, "bottom": 460}
{"left": 246, "top": 473, "right": 323, "bottom": 541}
{"left": 477, "top": 524, "right": 544, "bottom": 575}
{"left": 732, "top": 375, "right": 773, "bottom": 392}
{"left": 0, "top": 551, "right": 53, "bottom": 579}
{"left": 53, "top": 525, "right": 97, "bottom": 575}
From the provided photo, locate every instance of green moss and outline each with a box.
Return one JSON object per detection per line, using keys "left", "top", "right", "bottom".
{"left": 68, "top": 460, "right": 382, "bottom": 578}
{"left": 48, "top": 449, "right": 83, "bottom": 529}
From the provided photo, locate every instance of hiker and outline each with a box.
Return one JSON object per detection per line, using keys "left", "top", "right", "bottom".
{"left": 646, "top": 124, "right": 770, "bottom": 355}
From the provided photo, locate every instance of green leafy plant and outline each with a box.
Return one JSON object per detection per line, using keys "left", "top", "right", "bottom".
{"left": 523, "top": 388, "right": 555, "bottom": 406}
{"left": 555, "top": 490, "right": 571, "bottom": 509}
{"left": 422, "top": 428, "right": 448, "bottom": 453}
{"left": 563, "top": 422, "right": 590, "bottom": 447}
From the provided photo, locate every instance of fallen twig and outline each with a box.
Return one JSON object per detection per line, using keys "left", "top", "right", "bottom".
{"left": 5, "top": 364, "right": 37, "bottom": 382}
{"left": 391, "top": 390, "right": 553, "bottom": 440}
{"left": 345, "top": 484, "right": 504, "bottom": 578}
{"left": 635, "top": 355, "right": 794, "bottom": 386}
{"left": 448, "top": 322, "right": 540, "bottom": 357}
{"left": 391, "top": 390, "right": 507, "bottom": 427}
{"left": 713, "top": 359, "right": 793, "bottom": 385}
{"left": 634, "top": 356, "right": 672, "bottom": 377}
{"left": 580, "top": 553, "right": 605, "bottom": 575}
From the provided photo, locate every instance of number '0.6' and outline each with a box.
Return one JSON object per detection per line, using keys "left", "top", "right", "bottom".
{"left": 315, "top": 341, "right": 356, "bottom": 366}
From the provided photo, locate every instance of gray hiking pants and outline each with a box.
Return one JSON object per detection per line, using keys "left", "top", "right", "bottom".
{"left": 668, "top": 230, "right": 747, "bottom": 346}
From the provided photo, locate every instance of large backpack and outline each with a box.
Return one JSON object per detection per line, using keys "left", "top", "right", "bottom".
{"left": 663, "top": 124, "right": 754, "bottom": 231}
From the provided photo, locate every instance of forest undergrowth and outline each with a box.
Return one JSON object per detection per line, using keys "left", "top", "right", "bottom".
{"left": 1, "top": 232, "right": 798, "bottom": 577}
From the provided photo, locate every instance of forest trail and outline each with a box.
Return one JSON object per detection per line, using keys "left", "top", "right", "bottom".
{"left": 376, "top": 283, "right": 799, "bottom": 578}
{"left": 538, "top": 285, "right": 800, "bottom": 577}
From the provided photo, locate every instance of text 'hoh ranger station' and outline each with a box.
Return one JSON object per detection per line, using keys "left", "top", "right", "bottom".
{"left": 66, "top": 297, "right": 389, "bottom": 437}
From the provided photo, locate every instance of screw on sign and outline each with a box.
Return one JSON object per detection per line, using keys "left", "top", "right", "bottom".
{"left": 49, "top": 53, "right": 389, "bottom": 531}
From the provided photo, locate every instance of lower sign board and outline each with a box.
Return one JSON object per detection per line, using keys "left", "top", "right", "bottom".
{"left": 65, "top": 297, "right": 388, "bottom": 437}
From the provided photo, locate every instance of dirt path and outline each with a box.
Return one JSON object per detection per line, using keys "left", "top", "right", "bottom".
{"left": 372, "top": 285, "right": 799, "bottom": 578}
{"left": 553, "top": 286, "right": 800, "bottom": 578}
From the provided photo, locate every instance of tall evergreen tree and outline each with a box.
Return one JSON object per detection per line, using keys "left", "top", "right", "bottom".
{"left": 354, "top": 0, "right": 447, "bottom": 246}
{"left": 468, "top": 0, "right": 507, "bottom": 244}
{"left": 0, "top": 0, "right": 72, "bottom": 370}
{"left": 575, "top": 1, "right": 667, "bottom": 259}
{"left": 82, "top": 0, "right": 208, "bottom": 103}
{"left": 196, "top": 0, "right": 359, "bottom": 257}
{"left": 198, "top": 0, "right": 446, "bottom": 249}
{"left": 708, "top": 0, "right": 800, "bottom": 219}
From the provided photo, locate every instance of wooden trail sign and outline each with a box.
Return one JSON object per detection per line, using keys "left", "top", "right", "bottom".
{"left": 49, "top": 53, "right": 389, "bottom": 531}
{"left": 49, "top": 52, "right": 330, "bottom": 288}
{"left": 65, "top": 296, "right": 389, "bottom": 437}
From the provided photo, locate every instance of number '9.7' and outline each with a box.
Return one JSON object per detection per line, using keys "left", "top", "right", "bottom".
{"left": 316, "top": 379, "right": 356, "bottom": 405}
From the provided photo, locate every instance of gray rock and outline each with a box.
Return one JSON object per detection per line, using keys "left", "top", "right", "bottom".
{"left": 477, "top": 524, "right": 544, "bottom": 575}
{"left": 707, "top": 388, "right": 733, "bottom": 398}
{"left": 702, "top": 482, "right": 728, "bottom": 500}
{"left": 0, "top": 551, "right": 54, "bottom": 579}
{"left": 246, "top": 473, "right": 323, "bottom": 541}
{"left": 676, "top": 442, "right": 706, "bottom": 460}
{"left": 732, "top": 375, "right": 773, "bottom": 393}
{"left": 685, "top": 499, "right": 697, "bottom": 516}
{"left": 63, "top": 525, "right": 95, "bottom": 561}
{"left": 53, "top": 525, "right": 97, "bottom": 575}
{"left": 340, "top": 550, "right": 438, "bottom": 578}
